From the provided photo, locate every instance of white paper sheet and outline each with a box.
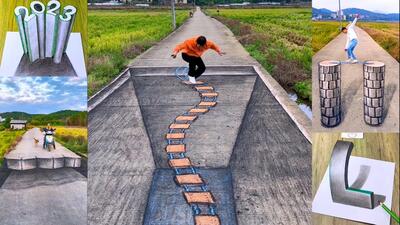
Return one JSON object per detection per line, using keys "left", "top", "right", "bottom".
{"left": 0, "top": 32, "right": 86, "bottom": 78}
{"left": 312, "top": 156, "right": 395, "bottom": 225}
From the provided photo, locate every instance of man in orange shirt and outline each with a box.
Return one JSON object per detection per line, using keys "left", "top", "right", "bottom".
{"left": 171, "top": 36, "right": 225, "bottom": 83}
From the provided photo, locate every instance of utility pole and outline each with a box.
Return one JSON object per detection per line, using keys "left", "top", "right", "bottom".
{"left": 171, "top": 0, "right": 176, "bottom": 30}
{"left": 338, "top": 0, "right": 342, "bottom": 31}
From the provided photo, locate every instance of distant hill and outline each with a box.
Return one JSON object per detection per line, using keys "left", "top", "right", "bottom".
{"left": 313, "top": 7, "right": 399, "bottom": 21}
{"left": 0, "top": 110, "right": 87, "bottom": 126}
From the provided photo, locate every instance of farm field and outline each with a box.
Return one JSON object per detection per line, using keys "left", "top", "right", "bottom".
{"left": 206, "top": 8, "right": 312, "bottom": 102}
{"left": 88, "top": 9, "right": 189, "bottom": 96}
{"left": 54, "top": 126, "right": 87, "bottom": 157}
{"left": 0, "top": 130, "right": 25, "bottom": 166}
{"left": 313, "top": 21, "right": 399, "bottom": 61}
{"left": 0, "top": 0, "right": 88, "bottom": 62}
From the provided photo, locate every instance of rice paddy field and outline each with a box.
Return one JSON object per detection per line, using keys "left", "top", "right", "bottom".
{"left": 54, "top": 126, "right": 87, "bottom": 157}
{"left": 313, "top": 21, "right": 399, "bottom": 61}
{"left": 0, "top": 130, "right": 25, "bottom": 166}
{"left": 88, "top": 9, "right": 189, "bottom": 96}
{"left": 206, "top": 8, "right": 312, "bottom": 102}
{"left": 0, "top": 0, "right": 88, "bottom": 62}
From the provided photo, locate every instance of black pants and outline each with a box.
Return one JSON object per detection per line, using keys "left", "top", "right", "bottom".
{"left": 182, "top": 53, "right": 206, "bottom": 78}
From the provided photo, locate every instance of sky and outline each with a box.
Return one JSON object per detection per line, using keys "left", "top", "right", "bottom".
{"left": 0, "top": 77, "right": 87, "bottom": 114}
{"left": 312, "top": 0, "right": 400, "bottom": 14}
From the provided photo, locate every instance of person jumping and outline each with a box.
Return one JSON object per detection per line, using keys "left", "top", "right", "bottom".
{"left": 342, "top": 14, "right": 359, "bottom": 63}
{"left": 171, "top": 36, "right": 225, "bottom": 83}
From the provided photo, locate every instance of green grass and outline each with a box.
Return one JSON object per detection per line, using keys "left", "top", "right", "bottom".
{"left": 0, "top": 0, "right": 88, "bottom": 62}
{"left": 88, "top": 9, "right": 189, "bottom": 96}
{"left": 312, "top": 21, "right": 340, "bottom": 53}
{"left": 206, "top": 8, "right": 312, "bottom": 102}
{"left": 54, "top": 126, "right": 87, "bottom": 157}
{"left": 313, "top": 21, "right": 399, "bottom": 61}
{"left": 0, "top": 130, "right": 25, "bottom": 166}
{"left": 358, "top": 22, "right": 399, "bottom": 61}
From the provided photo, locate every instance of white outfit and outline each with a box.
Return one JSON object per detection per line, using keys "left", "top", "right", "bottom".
{"left": 345, "top": 18, "right": 358, "bottom": 49}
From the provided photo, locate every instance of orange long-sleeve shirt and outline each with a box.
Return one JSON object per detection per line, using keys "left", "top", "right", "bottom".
{"left": 173, "top": 36, "right": 221, "bottom": 57}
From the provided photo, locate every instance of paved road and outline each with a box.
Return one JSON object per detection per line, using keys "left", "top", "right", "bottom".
{"left": 312, "top": 27, "right": 399, "bottom": 132}
{"left": 0, "top": 128, "right": 86, "bottom": 225}
{"left": 5, "top": 128, "right": 81, "bottom": 170}
{"left": 130, "top": 7, "right": 256, "bottom": 67}
{"left": 0, "top": 168, "right": 87, "bottom": 225}
{"left": 89, "top": 7, "right": 311, "bottom": 225}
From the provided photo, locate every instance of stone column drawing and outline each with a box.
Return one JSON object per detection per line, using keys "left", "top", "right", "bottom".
{"left": 319, "top": 60, "right": 341, "bottom": 127}
{"left": 363, "top": 61, "right": 385, "bottom": 126}
{"left": 329, "top": 140, "right": 383, "bottom": 209}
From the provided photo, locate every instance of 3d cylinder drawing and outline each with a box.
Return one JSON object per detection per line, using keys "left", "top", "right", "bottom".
{"left": 319, "top": 60, "right": 341, "bottom": 127}
{"left": 14, "top": 6, "right": 29, "bottom": 54}
{"left": 329, "top": 141, "right": 377, "bottom": 209}
{"left": 31, "top": 1, "right": 45, "bottom": 59}
{"left": 14, "top": 2, "right": 76, "bottom": 63}
{"left": 45, "top": 0, "right": 61, "bottom": 58}
{"left": 23, "top": 13, "right": 40, "bottom": 62}
{"left": 363, "top": 61, "right": 385, "bottom": 126}
{"left": 54, "top": 6, "right": 77, "bottom": 63}
{"left": 62, "top": 6, "right": 77, "bottom": 52}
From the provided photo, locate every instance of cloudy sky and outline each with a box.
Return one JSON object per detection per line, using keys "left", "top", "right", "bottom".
{"left": 313, "top": 0, "right": 399, "bottom": 14}
{"left": 0, "top": 77, "right": 87, "bottom": 114}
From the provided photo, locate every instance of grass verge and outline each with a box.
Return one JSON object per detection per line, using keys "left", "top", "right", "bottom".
{"left": 206, "top": 8, "right": 312, "bottom": 102}
{"left": 88, "top": 9, "right": 189, "bottom": 96}
{"left": 54, "top": 126, "right": 87, "bottom": 157}
{"left": 0, "top": 130, "right": 26, "bottom": 167}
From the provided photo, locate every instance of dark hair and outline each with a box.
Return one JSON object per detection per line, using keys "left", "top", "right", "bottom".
{"left": 341, "top": 27, "right": 347, "bottom": 31}
{"left": 196, "top": 36, "right": 207, "bottom": 46}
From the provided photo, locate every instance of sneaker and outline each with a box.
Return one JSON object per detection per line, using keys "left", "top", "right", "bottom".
{"left": 345, "top": 58, "right": 352, "bottom": 63}
{"left": 188, "top": 76, "right": 196, "bottom": 84}
{"left": 352, "top": 59, "right": 358, "bottom": 63}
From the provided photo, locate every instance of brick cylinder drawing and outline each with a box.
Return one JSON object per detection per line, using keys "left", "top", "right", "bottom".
{"left": 319, "top": 60, "right": 341, "bottom": 127}
{"left": 363, "top": 61, "right": 385, "bottom": 126}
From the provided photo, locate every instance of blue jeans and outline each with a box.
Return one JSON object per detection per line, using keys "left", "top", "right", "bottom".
{"left": 347, "top": 39, "right": 358, "bottom": 60}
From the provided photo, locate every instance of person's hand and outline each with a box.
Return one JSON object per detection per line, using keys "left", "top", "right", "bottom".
{"left": 355, "top": 14, "right": 359, "bottom": 19}
{"left": 171, "top": 54, "right": 177, "bottom": 59}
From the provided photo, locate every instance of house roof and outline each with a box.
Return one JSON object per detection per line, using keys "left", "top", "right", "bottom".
{"left": 10, "top": 120, "right": 27, "bottom": 124}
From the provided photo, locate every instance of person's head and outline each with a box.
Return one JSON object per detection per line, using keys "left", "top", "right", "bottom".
{"left": 196, "top": 36, "right": 207, "bottom": 47}
{"left": 341, "top": 27, "right": 348, "bottom": 33}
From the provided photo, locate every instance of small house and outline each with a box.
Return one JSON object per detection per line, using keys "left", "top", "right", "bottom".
{"left": 10, "top": 120, "right": 27, "bottom": 130}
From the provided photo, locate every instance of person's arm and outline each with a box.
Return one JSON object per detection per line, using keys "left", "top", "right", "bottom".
{"left": 345, "top": 36, "right": 350, "bottom": 50}
{"left": 172, "top": 41, "right": 186, "bottom": 56}
{"left": 348, "top": 17, "right": 358, "bottom": 29}
{"left": 208, "top": 41, "right": 223, "bottom": 55}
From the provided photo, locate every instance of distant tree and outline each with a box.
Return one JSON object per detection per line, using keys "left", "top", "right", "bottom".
{"left": 4, "top": 117, "right": 10, "bottom": 129}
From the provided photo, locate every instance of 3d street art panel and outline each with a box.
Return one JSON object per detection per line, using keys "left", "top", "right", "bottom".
{"left": 0, "top": 1, "right": 86, "bottom": 77}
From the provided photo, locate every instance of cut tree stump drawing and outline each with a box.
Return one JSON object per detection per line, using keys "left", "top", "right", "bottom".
{"left": 363, "top": 61, "right": 385, "bottom": 126}
{"left": 319, "top": 60, "right": 342, "bottom": 127}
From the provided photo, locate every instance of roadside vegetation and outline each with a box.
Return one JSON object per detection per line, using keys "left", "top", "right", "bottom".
{"left": 54, "top": 126, "right": 88, "bottom": 157}
{"left": 206, "top": 8, "right": 312, "bottom": 103}
{"left": 0, "top": 130, "right": 26, "bottom": 167}
{"left": 313, "top": 21, "right": 399, "bottom": 61}
{"left": 88, "top": 9, "right": 189, "bottom": 96}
